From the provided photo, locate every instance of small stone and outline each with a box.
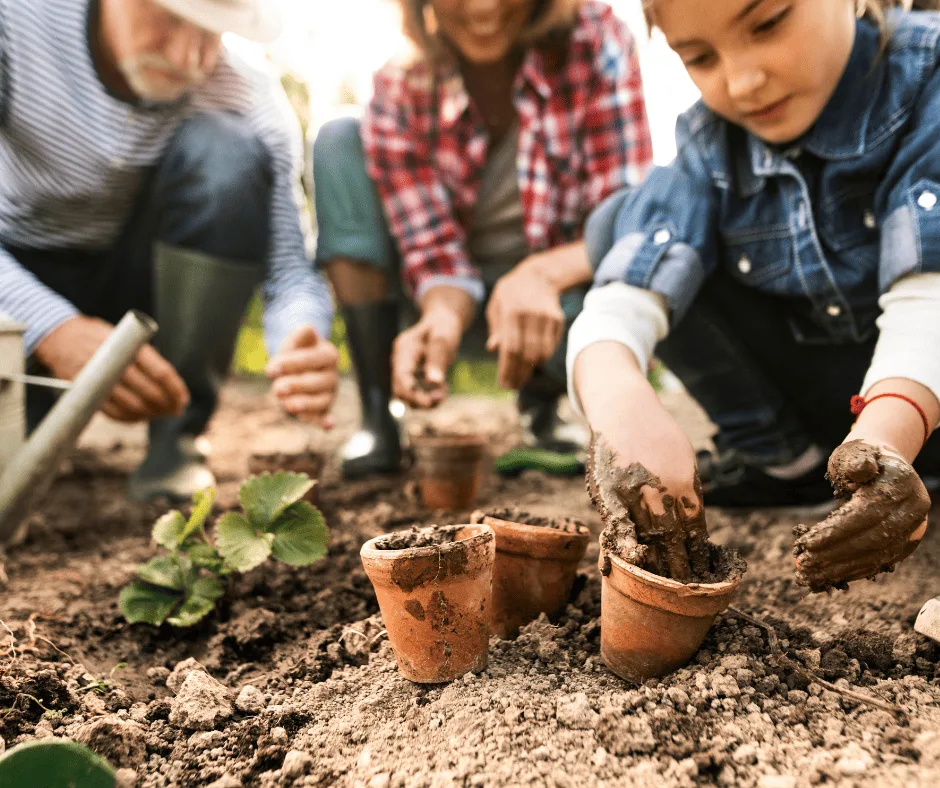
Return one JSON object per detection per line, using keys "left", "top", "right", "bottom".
{"left": 556, "top": 693, "right": 599, "bottom": 730}
{"left": 168, "top": 671, "right": 233, "bottom": 731}
{"left": 281, "top": 749, "right": 314, "bottom": 779}
{"left": 732, "top": 743, "right": 758, "bottom": 765}
{"left": 676, "top": 758, "right": 698, "bottom": 778}
{"left": 368, "top": 774, "right": 391, "bottom": 788}
{"left": 835, "top": 744, "right": 873, "bottom": 776}
{"left": 166, "top": 658, "right": 208, "bottom": 694}
{"left": 271, "top": 726, "right": 288, "bottom": 742}
{"left": 114, "top": 768, "right": 138, "bottom": 788}
{"left": 666, "top": 687, "right": 691, "bottom": 707}
{"left": 592, "top": 746, "right": 608, "bottom": 767}
{"left": 128, "top": 703, "right": 149, "bottom": 724}
{"left": 531, "top": 745, "right": 551, "bottom": 761}
{"left": 758, "top": 776, "right": 796, "bottom": 788}
{"left": 33, "top": 718, "right": 55, "bottom": 739}
{"left": 77, "top": 715, "right": 148, "bottom": 767}
{"left": 235, "top": 685, "right": 265, "bottom": 714}
{"left": 146, "top": 666, "right": 171, "bottom": 684}
{"left": 206, "top": 776, "right": 242, "bottom": 788}
{"left": 188, "top": 731, "right": 223, "bottom": 750}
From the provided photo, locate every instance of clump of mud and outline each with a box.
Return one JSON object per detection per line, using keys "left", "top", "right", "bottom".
{"left": 471, "top": 506, "right": 588, "bottom": 534}
{"left": 373, "top": 524, "right": 473, "bottom": 551}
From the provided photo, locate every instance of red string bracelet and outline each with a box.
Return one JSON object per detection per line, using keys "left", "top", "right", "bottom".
{"left": 850, "top": 393, "right": 933, "bottom": 448}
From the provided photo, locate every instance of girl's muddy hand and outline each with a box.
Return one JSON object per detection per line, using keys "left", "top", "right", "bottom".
{"left": 588, "top": 434, "right": 712, "bottom": 582}
{"left": 793, "top": 440, "right": 931, "bottom": 592}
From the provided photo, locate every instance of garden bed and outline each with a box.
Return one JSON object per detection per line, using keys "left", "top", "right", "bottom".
{"left": 1, "top": 380, "right": 938, "bottom": 787}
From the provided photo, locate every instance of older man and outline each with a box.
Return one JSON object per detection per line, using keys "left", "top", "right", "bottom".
{"left": 0, "top": 0, "right": 339, "bottom": 500}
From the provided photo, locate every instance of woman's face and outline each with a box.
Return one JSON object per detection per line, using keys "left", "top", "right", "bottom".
{"left": 431, "top": 0, "right": 537, "bottom": 63}
{"left": 654, "top": 0, "right": 857, "bottom": 144}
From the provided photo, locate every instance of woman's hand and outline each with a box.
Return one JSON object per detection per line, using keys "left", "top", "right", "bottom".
{"left": 793, "top": 440, "right": 930, "bottom": 591}
{"left": 577, "top": 342, "right": 710, "bottom": 582}
{"left": 266, "top": 326, "right": 340, "bottom": 427}
{"left": 486, "top": 265, "right": 565, "bottom": 390}
{"left": 392, "top": 286, "right": 475, "bottom": 409}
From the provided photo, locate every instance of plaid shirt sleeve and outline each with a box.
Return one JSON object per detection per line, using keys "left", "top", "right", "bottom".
{"left": 580, "top": 6, "right": 654, "bottom": 208}
{"left": 363, "top": 64, "right": 484, "bottom": 302}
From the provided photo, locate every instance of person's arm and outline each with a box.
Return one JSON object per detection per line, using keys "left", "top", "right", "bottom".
{"left": 242, "top": 74, "right": 339, "bottom": 426}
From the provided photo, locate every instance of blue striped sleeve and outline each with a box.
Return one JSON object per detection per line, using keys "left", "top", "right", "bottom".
{"left": 0, "top": 244, "right": 78, "bottom": 353}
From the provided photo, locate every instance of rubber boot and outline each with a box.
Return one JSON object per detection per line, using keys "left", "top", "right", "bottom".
{"left": 340, "top": 299, "right": 403, "bottom": 478}
{"left": 128, "top": 243, "right": 264, "bottom": 502}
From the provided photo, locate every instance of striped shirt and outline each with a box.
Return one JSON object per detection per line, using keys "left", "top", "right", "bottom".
{"left": 0, "top": 0, "right": 333, "bottom": 355}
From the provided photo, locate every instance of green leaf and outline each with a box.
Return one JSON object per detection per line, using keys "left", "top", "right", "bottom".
{"left": 119, "top": 581, "right": 180, "bottom": 626}
{"left": 0, "top": 740, "right": 116, "bottom": 788}
{"left": 270, "top": 502, "right": 329, "bottom": 566}
{"left": 185, "top": 542, "right": 225, "bottom": 572}
{"left": 152, "top": 510, "right": 187, "bottom": 550}
{"left": 135, "top": 556, "right": 187, "bottom": 591}
{"left": 166, "top": 575, "right": 224, "bottom": 627}
{"left": 216, "top": 512, "right": 273, "bottom": 572}
{"left": 181, "top": 488, "right": 216, "bottom": 542}
{"left": 239, "top": 472, "right": 314, "bottom": 529}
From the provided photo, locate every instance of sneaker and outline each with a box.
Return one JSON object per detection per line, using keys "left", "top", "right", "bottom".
{"left": 697, "top": 449, "right": 833, "bottom": 508}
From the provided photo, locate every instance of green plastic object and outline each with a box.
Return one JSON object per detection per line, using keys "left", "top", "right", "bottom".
{"left": 0, "top": 740, "right": 116, "bottom": 788}
{"left": 494, "top": 447, "right": 586, "bottom": 477}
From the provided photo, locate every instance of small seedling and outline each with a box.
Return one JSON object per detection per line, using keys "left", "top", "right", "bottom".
{"left": 120, "top": 473, "right": 328, "bottom": 628}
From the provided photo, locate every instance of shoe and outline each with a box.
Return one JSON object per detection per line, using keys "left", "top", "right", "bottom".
{"left": 339, "top": 300, "right": 403, "bottom": 479}
{"left": 496, "top": 394, "right": 587, "bottom": 477}
{"left": 129, "top": 243, "right": 263, "bottom": 502}
{"left": 697, "top": 448, "right": 833, "bottom": 508}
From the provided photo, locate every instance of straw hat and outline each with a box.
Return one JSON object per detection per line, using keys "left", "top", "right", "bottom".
{"left": 153, "top": 0, "right": 283, "bottom": 43}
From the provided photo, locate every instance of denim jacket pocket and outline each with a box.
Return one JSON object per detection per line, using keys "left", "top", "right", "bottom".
{"left": 720, "top": 224, "right": 793, "bottom": 287}
{"left": 818, "top": 187, "right": 879, "bottom": 252}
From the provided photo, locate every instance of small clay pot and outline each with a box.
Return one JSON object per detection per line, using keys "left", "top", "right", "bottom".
{"left": 600, "top": 552, "right": 743, "bottom": 683}
{"left": 412, "top": 435, "right": 487, "bottom": 510}
{"left": 360, "top": 524, "right": 496, "bottom": 683}
{"left": 247, "top": 451, "right": 323, "bottom": 502}
{"left": 481, "top": 515, "right": 590, "bottom": 637}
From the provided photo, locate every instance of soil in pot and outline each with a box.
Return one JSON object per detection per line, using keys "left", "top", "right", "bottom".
{"left": 588, "top": 437, "right": 747, "bottom": 683}
{"left": 471, "top": 507, "right": 590, "bottom": 637}
{"left": 412, "top": 434, "right": 487, "bottom": 511}
{"left": 360, "top": 524, "right": 495, "bottom": 683}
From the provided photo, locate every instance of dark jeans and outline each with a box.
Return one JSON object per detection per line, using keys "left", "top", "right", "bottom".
{"left": 658, "top": 268, "right": 940, "bottom": 475}
{"left": 311, "top": 115, "right": 584, "bottom": 400}
{"left": 10, "top": 112, "right": 273, "bottom": 433}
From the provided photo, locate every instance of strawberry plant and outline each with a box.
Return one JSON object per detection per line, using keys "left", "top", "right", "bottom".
{"left": 119, "top": 472, "right": 328, "bottom": 627}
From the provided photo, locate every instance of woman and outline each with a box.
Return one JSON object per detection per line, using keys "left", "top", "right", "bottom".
{"left": 313, "top": 0, "right": 652, "bottom": 478}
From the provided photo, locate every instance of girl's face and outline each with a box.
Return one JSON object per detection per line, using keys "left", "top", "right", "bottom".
{"left": 431, "top": 0, "right": 536, "bottom": 63}
{"left": 655, "top": 0, "right": 857, "bottom": 144}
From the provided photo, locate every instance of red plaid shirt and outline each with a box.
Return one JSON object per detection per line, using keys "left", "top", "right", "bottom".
{"left": 363, "top": 1, "right": 653, "bottom": 300}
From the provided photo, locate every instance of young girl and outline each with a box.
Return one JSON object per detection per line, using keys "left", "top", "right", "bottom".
{"left": 568, "top": 0, "right": 940, "bottom": 590}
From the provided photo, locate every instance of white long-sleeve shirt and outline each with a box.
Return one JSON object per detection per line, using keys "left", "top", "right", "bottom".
{"left": 567, "top": 272, "right": 940, "bottom": 427}
{"left": 0, "top": 0, "right": 333, "bottom": 355}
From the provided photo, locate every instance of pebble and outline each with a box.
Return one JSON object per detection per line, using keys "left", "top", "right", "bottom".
{"left": 206, "top": 776, "right": 242, "bottom": 788}
{"left": 368, "top": 774, "right": 391, "bottom": 788}
{"left": 76, "top": 715, "right": 148, "bottom": 767}
{"left": 114, "top": 768, "right": 138, "bottom": 788}
{"left": 732, "top": 743, "right": 758, "bottom": 765}
{"left": 271, "top": 726, "right": 288, "bottom": 742}
{"left": 129, "top": 703, "right": 149, "bottom": 724}
{"left": 281, "top": 749, "right": 314, "bottom": 779}
{"left": 168, "top": 671, "right": 233, "bottom": 731}
{"left": 555, "top": 693, "right": 599, "bottom": 730}
{"left": 592, "top": 746, "right": 608, "bottom": 767}
{"left": 235, "top": 685, "right": 265, "bottom": 714}
{"left": 758, "top": 776, "right": 796, "bottom": 788}
{"left": 166, "top": 658, "right": 209, "bottom": 694}
{"left": 145, "top": 666, "right": 171, "bottom": 684}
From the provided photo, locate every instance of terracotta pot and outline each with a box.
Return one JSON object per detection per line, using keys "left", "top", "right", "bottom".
{"left": 360, "top": 524, "right": 496, "bottom": 683}
{"left": 600, "top": 552, "right": 743, "bottom": 682}
{"left": 247, "top": 451, "right": 324, "bottom": 502}
{"left": 412, "top": 435, "right": 487, "bottom": 510}
{"left": 481, "top": 515, "right": 590, "bottom": 637}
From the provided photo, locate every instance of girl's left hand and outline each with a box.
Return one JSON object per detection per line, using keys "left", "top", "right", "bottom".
{"left": 793, "top": 440, "right": 930, "bottom": 591}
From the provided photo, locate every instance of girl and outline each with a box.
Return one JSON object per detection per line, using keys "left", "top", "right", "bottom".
{"left": 568, "top": 0, "right": 940, "bottom": 590}
{"left": 312, "top": 0, "right": 652, "bottom": 478}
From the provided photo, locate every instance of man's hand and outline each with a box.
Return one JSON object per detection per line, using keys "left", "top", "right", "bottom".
{"left": 793, "top": 440, "right": 930, "bottom": 591}
{"left": 34, "top": 315, "right": 189, "bottom": 423}
{"left": 486, "top": 265, "right": 565, "bottom": 390}
{"left": 266, "top": 326, "right": 339, "bottom": 427}
{"left": 392, "top": 307, "right": 462, "bottom": 409}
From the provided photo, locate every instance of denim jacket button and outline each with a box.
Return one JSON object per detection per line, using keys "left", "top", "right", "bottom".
{"left": 863, "top": 210, "right": 876, "bottom": 229}
{"left": 653, "top": 229, "right": 671, "bottom": 245}
{"left": 826, "top": 303, "right": 842, "bottom": 317}
{"left": 737, "top": 255, "right": 752, "bottom": 275}
{"left": 918, "top": 191, "right": 937, "bottom": 211}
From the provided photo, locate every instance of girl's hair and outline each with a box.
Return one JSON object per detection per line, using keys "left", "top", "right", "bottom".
{"left": 642, "top": 0, "right": 940, "bottom": 37}
{"left": 397, "top": 0, "right": 583, "bottom": 63}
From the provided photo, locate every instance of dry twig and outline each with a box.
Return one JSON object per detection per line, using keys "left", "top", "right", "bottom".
{"left": 726, "top": 606, "right": 904, "bottom": 717}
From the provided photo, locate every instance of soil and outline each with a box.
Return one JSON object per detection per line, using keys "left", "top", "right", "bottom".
{"left": 1, "top": 379, "right": 939, "bottom": 787}
{"left": 470, "top": 507, "right": 588, "bottom": 534}
{"left": 372, "top": 526, "right": 471, "bottom": 551}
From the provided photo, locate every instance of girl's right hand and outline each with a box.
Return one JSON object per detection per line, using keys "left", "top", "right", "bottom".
{"left": 576, "top": 342, "right": 709, "bottom": 581}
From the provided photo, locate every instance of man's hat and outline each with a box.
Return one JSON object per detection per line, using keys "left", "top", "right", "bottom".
{"left": 153, "top": 0, "right": 283, "bottom": 43}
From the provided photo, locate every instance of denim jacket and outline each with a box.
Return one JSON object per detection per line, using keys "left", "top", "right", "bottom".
{"left": 585, "top": 12, "right": 940, "bottom": 344}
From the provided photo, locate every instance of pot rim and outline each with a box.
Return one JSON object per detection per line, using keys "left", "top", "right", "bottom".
{"left": 482, "top": 515, "right": 590, "bottom": 539}
{"left": 360, "top": 524, "right": 494, "bottom": 561}
{"left": 606, "top": 551, "right": 744, "bottom": 597}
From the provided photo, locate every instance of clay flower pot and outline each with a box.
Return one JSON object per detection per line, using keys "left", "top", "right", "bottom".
{"left": 360, "top": 524, "right": 496, "bottom": 683}
{"left": 479, "top": 514, "right": 590, "bottom": 638}
{"left": 600, "top": 552, "right": 743, "bottom": 683}
{"left": 412, "top": 435, "right": 487, "bottom": 510}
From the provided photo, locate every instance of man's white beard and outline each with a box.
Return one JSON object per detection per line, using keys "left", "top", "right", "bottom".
{"left": 118, "top": 55, "right": 208, "bottom": 102}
